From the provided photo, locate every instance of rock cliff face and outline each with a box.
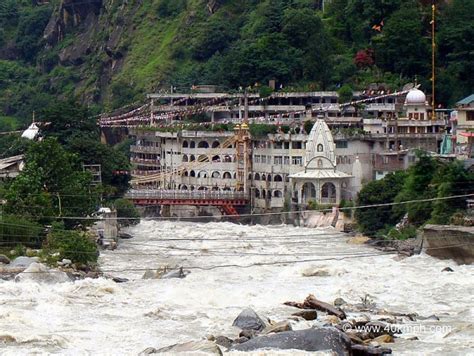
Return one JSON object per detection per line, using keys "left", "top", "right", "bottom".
{"left": 44, "top": 0, "right": 103, "bottom": 46}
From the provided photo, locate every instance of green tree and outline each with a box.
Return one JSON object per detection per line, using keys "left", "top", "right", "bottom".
{"left": 355, "top": 171, "right": 407, "bottom": 236}
{"left": 114, "top": 198, "right": 140, "bottom": 226}
{"left": 45, "top": 227, "right": 98, "bottom": 265}
{"left": 4, "top": 138, "right": 99, "bottom": 226}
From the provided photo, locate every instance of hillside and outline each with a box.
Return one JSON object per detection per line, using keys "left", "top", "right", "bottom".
{"left": 0, "top": 0, "right": 473, "bottom": 125}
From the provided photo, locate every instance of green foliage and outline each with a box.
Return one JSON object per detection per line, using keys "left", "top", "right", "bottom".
{"left": 386, "top": 225, "right": 418, "bottom": 240}
{"left": 249, "top": 123, "right": 278, "bottom": 138}
{"left": 355, "top": 171, "right": 407, "bottom": 236}
{"left": 44, "top": 227, "right": 98, "bottom": 265}
{"left": 0, "top": 215, "right": 43, "bottom": 247}
{"left": 303, "top": 120, "right": 314, "bottom": 134}
{"left": 337, "top": 84, "right": 353, "bottom": 104}
{"left": 3, "top": 138, "right": 99, "bottom": 226}
{"left": 114, "top": 198, "right": 140, "bottom": 226}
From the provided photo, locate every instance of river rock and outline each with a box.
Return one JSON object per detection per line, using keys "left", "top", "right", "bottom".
{"left": 15, "top": 262, "right": 70, "bottom": 283}
{"left": 334, "top": 297, "right": 347, "bottom": 307}
{"left": 239, "top": 329, "right": 259, "bottom": 339}
{"left": 230, "top": 327, "right": 352, "bottom": 354}
{"left": 292, "top": 310, "right": 318, "bottom": 320}
{"left": 370, "top": 334, "right": 394, "bottom": 344}
{"left": 10, "top": 256, "right": 39, "bottom": 268}
{"left": 347, "top": 235, "right": 370, "bottom": 244}
{"left": 232, "top": 308, "right": 268, "bottom": 331}
{"left": 352, "top": 344, "right": 392, "bottom": 355}
{"left": 0, "top": 254, "right": 10, "bottom": 264}
{"left": 323, "top": 315, "right": 341, "bottom": 325}
{"left": 442, "top": 267, "right": 454, "bottom": 272}
{"left": 215, "top": 335, "right": 233, "bottom": 348}
{"left": 141, "top": 340, "right": 222, "bottom": 355}
{"left": 161, "top": 267, "right": 189, "bottom": 279}
{"left": 261, "top": 321, "right": 292, "bottom": 335}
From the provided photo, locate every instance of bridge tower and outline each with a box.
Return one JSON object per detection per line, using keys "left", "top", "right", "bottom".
{"left": 234, "top": 123, "right": 251, "bottom": 194}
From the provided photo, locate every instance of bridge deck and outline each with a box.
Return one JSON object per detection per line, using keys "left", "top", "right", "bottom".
{"left": 126, "top": 189, "right": 249, "bottom": 207}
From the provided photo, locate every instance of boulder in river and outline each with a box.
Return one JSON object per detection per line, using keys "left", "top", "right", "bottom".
{"left": 140, "top": 340, "right": 222, "bottom": 355}
{"left": 15, "top": 262, "right": 71, "bottom": 283}
{"left": 230, "top": 327, "right": 352, "bottom": 354}
{"left": 142, "top": 266, "right": 190, "bottom": 279}
{"left": 232, "top": 308, "right": 268, "bottom": 331}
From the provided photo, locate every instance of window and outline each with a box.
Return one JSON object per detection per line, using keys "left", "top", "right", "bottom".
{"left": 284, "top": 156, "right": 290, "bottom": 165}
{"left": 317, "top": 159, "right": 323, "bottom": 167}
{"left": 292, "top": 141, "right": 302, "bottom": 149}
{"left": 262, "top": 155, "right": 267, "bottom": 164}
{"left": 336, "top": 141, "right": 348, "bottom": 149}
{"left": 292, "top": 156, "right": 303, "bottom": 165}
{"left": 383, "top": 156, "right": 389, "bottom": 164}
{"left": 254, "top": 155, "right": 260, "bottom": 163}
{"left": 414, "top": 113, "right": 419, "bottom": 120}
{"left": 274, "top": 142, "right": 283, "bottom": 149}
{"left": 409, "top": 113, "right": 413, "bottom": 119}
{"left": 317, "top": 144, "right": 323, "bottom": 152}
{"left": 467, "top": 111, "right": 474, "bottom": 121}
{"left": 420, "top": 113, "right": 424, "bottom": 120}
{"left": 274, "top": 156, "right": 283, "bottom": 165}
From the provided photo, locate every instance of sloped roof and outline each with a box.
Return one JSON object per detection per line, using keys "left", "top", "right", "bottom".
{"left": 21, "top": 123, "right": 40, "bottom": 140}
{"left": 289, "top": 169, "right": 352, "bottom": 180}
{"left": 457, "top": 94, "right": 474, "bottom": 106}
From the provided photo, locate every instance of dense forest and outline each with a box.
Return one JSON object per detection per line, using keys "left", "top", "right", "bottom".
{"left": 0, "top": 0, "right": 473, "bottom": 127}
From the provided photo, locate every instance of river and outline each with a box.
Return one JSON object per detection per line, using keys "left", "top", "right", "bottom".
{"left": 0, "top": 221, "right": 473, "bottom": 355}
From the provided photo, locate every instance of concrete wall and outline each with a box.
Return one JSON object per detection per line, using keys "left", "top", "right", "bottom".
{"left": 422, "top": 224, "right": 474, "bottom": 265}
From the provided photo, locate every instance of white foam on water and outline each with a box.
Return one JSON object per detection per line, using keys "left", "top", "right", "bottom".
{"left": 0, "top": 220, "right": 473, "bottom": 355}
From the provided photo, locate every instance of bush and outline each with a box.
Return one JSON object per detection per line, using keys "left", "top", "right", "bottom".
{"left": 0, "top": 215, "right": 43, "bottom": 247}
{"left": 44, "top": 228, "right": 98, "bottom": 265}
{"left": 386, "top": 226, "right": 418, "bottom": 240}
{"left": 114, "top": 198, "right": 140, "bottom": 226}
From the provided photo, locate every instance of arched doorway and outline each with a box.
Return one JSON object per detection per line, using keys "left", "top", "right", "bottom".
{"left": 321, "top": 182, "right": 336, "bottom": 204}
{"left": 302, "top": 182, "right": 316, "bottom": 204}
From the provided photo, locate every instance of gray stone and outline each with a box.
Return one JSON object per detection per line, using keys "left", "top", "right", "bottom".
{"left": 14, "top": 262, "right": 71, "bottom": 284}
{"left": 10, "top": 256, "right": 38, "bottom": 268}
{"left": 292, "top": 310, "right": 318, "bottom": 320}
{"left": 215, "top": 335, "right": 233, "bottom": 348}
{"left": 0, "top": 254, "right": 10, "bottom": 264}
{"left": 230, "top": 327, "right": 352, "bottom": 355}
{"left": 239, "top": 329, "right": 259, "bottom": 339}
{"left": 161, "top": 267, "right": 189, "bottom": 279}
{"left": 147, "top": 340, "right": 222, "bottom": 355}
{"left": 334, "top": 297, "right": 347, "bottom": 307}
{"left": 442, "top": 267, "right": 454, "bottom": 272}
{"left": 232, "top": 308, "right": 267, "bottom": 331}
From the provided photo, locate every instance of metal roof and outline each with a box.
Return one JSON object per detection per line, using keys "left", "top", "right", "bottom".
{"left": 457, "top": 94, "right": 474, "bottom": 106}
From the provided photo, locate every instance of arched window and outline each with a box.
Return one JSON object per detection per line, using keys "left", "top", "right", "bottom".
{"left": 255, "top": 189, "right": 260, "bottom": 198}
{"left": 248, "top": 173, "right": 252, "bottom": 180}
{"left": 183, "top": 171, "right": 189, "bottom": 177}
{"left": 223, "top": 186, "right": 231, "bottom": 191}
{"left": 267, "top": 175, "right": 272, "bottom": 182}
{"left": 181, "top": 185, "right": 188, "bottom": 190}
{"left": 212, "top": 171, "right": 220, "bottom": 178}
{"left": 198, "top": 141, "right": 209, "bottom": 148}
{"left": 190, "top": 170, "right": 196, "bottom": 177}
{"left": 274, "top": 190, "right": 283, "bottom": 198}
{"left": 190, "top": 155, "right": 196, "bottom": 162}
{"left": 255, "top": 173, "right": 260, "bottom": 180}
{"left": 274, "top": 174, "right": 283, "bottom": 182}
{"left": 212, "top": 141, "right": 220, "bottom": 148}
{"left": 317, "top": 144, "right": 324, "bottom": 152}
{"left": 182, "top": 141, "right": 189, "bottom": 148}
{"left": 190, "top": 185, "right": 195, "bottom": 191}
{"left": 212, "top": 186, "right": 220, "bottom": 191}
{"left": 223, "top": 172, "right": 232, "bottom": 179}
{"left": 262, "top": 190, "right": 266, "bottom": 199}
{"left": 224, "top": 155, "right": 232, "bottom": 163}
{"left": 182, "top": 155, "right": 189, "bottom": 162}
{"left": 198, "top": 171, "right": 207, "bottom": 178}
{"left": 212, "top": 155, "right": 220, "bottom": 162}
{"left": 302, "top": 182, "right": 316, "bottom": 204}
{"left": 190, "top": 141, "right": 196, "bottom": 148}
{"left": 317, "top": 159, "right": 323, "bottom": 168}
{"left": 198, "top": 186, "right": 208, "bottom": 191}
{"left": 261, "top": 174, "right": 266, "bottom": 181}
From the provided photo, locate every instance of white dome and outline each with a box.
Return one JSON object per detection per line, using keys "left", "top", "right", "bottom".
{"left": 405, "top": 88, "right": 426, "bottom": 105}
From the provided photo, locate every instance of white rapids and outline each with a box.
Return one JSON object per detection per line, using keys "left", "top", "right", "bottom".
{"left": 0, "top": 220, "right": 473, "bottom": 355}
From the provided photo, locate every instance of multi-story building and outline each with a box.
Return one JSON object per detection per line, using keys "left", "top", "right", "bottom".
{"left": 453, "top": 94, "right": 474, "bottom": 160}
{"left": 128, "top": 87, "right": 449, "bottom": 212}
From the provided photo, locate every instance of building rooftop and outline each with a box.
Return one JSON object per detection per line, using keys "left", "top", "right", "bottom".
{"left": 457, "top": 94, "right": 474, "bottom": 106}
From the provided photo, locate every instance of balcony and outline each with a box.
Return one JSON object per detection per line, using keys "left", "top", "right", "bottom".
{"left": 130, "top": 145, "right": 161, "bottom": 153}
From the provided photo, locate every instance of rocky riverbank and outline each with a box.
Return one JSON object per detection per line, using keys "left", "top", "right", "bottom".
{"left": 140, "top": 292, "right": 440, "bottom": 355}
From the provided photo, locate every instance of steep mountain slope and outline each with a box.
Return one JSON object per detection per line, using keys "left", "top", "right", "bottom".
{"left": 0, "top": 0, "right": 473, "bottom": 124}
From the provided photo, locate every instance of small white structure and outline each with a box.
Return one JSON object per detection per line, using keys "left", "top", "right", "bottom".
{"left": 290, "top": 119, "right": 352, "bottom": 206}
{"left": 21, "top": 122, "right": 40, "bottom": 140}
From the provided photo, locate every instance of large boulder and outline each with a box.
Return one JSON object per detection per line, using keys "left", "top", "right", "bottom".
{"left": 10, "top": 256, "right": 38, "bottom": 268}
{"left": 232, "top": 308, "right": 268, "bottom": 331}
{"left": 230, "top": 327, "right": 352, "bottom": 355}
{"left": 140, "top": 340, "right": 222, "bottom": 355}
{"left": 15, "top": 263, "right": 70, "bottom": 283}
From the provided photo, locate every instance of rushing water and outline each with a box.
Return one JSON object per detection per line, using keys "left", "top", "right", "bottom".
{"left": 0, "top": 221, "right": 473, "bottom": 355}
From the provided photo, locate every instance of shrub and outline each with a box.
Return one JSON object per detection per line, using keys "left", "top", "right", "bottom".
{"left": 0, "top": 215, "right": 43, "bottom": 247}
{"left": 114, "top": 198, "right": 140, "bottom": 226}
{"left": 44, "top": 228, "right": 98, "bottom": 265}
